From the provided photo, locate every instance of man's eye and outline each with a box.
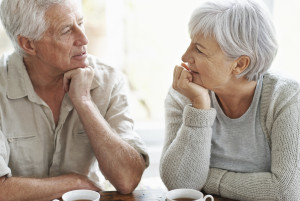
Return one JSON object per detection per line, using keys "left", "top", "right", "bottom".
{"left": 62, "top": 28, "right": 71, "bottom": 34}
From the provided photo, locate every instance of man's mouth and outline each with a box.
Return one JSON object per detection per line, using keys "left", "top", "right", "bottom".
{"left": 74, "top": 51, "right": 86, "bottom": 56}
{"left": 72, "top": 51, "right": 88, "bottom": 59}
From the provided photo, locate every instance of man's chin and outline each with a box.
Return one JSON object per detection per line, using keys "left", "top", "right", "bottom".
{"left": 71, "top": 61, "right": 89, "bottom": 69}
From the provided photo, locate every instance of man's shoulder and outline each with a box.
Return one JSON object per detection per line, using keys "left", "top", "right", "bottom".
{"left": 0, "top": 52, "right": 13, "bottom": 88}
{"left": 0, "top": 53, "right": 10, "bottom": 73}
{"left": 87, "top": 54, "right": 123, "bottom": 77}
{"left": 87, "top": 54, "right": 126, "bottom": 89}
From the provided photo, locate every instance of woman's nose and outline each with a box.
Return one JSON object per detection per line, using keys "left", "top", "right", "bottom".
{"left": 181, "top": 46, "right": 193, "bottom": 64}
{"left": 181, "top": 51, "right": 188, "bottom": 63}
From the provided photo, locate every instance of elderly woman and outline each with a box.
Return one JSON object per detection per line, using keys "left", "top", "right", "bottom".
{"left": 0, "top": 0, "right": 149, "bottom": 200}
{"left": 160, "top": 0, "right": 300, "bottom": 200}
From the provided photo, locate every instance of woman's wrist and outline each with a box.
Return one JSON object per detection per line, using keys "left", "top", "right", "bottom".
{"left": 192, "top": 96, "right": 211, "bottom": 109}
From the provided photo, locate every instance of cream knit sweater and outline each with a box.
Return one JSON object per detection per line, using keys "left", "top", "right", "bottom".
{"left": 160, "top": 72, "right": 300, "bottom": 201}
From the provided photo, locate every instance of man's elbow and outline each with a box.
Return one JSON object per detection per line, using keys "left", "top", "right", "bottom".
{"left": 115, "top": 173, "right": 143, "bottom": 195}
{"left": 116, "top": 181, "right": 138, "bottom": 194}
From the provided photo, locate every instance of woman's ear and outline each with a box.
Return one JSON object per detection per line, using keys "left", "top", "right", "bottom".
{"left": 17, "top": 35, "right": 36, "bottom": 55}
{"left": 233, "top": 56, "right": 250, "bottom": 75}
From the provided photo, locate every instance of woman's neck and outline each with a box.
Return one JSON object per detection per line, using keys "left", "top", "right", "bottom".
{"left": 214, "top": 78, "right": 257, "bottom": 119}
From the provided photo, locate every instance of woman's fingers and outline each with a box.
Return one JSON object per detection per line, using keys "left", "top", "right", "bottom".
{"left": 173, "top": 65, "right": 192, "bottom": 91}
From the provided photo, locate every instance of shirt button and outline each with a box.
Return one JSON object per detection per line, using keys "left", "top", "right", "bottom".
{"left": 7, "top": 138, "right": 14, "bottom": 143}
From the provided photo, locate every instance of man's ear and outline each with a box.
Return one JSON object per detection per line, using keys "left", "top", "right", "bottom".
{"left": 17, "top": 35, "right": 36, "bottom": 55}
{"left": 232, "top": 55, "right": 250, "bottom": 75}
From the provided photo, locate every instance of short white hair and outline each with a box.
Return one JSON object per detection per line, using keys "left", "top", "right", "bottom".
{"left": 0, "top": 0, "right": 66, "bottom": 56}
{"left": 189, "top": 0, "right": 278, "bottom": 81}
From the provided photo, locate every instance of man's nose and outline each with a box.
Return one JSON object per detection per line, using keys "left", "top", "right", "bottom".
{"left": 74, "top": 27, "right": 89, "bottom": 46}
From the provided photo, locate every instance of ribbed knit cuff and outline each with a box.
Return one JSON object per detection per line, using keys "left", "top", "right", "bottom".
{"left": 183, "top": 105, "right": 216, "bottom": 127}
{"left": 203, "top": 168, "right": 227, "bottom": 195}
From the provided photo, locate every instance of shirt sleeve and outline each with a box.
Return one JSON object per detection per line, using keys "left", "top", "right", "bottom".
{"left": 104, "top": 74, "right": 149, "bottom": 167}
{"left": 203, "top": 101, "right": 300, "bottom": 201}
{"left": 160, "top": 88, "right": 216, "bottom": 190}
{"left": 0, "top": 129, "right": 11, "bottom": 177}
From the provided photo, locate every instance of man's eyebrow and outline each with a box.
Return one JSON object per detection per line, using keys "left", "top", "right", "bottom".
{"left": 77, "top": 17, "right": 84, "bottom": 22}
{"left": 60, "top": 24, "right": 72, "bottom": 31}
{"left": 196, "top": 43, "right": 207, "bottom": 50}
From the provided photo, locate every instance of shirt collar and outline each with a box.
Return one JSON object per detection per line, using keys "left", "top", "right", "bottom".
{"left": 6, "top": 52, "right": 35, "bottom": 100}
{"left": 6, "top": 52, "right": 100, "bottom": 100}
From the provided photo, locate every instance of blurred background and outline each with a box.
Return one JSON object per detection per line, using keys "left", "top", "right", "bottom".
{"left": 0, "top": 0, "right": 299, "bottom": 190}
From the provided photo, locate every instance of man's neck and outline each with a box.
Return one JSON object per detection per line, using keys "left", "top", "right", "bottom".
{"left": 23, "top": 56, "right": 64, "bottom": 91}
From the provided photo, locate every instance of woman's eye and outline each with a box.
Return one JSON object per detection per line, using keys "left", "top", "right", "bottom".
{"left": 196, "top": 47, "right": 203, "bottom": 54}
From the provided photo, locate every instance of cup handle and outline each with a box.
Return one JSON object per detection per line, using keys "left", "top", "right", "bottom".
{"left": 203, "top": 194, "right": 214, "bottom": 201}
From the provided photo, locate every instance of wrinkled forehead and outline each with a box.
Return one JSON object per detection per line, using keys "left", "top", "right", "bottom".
{"left": 44, "top": 1, "right": 82, "bottom": 27}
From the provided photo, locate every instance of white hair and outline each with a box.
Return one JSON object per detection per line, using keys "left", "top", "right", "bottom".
{"left": 0, "top": 0, "right": 66, "bottom": 56}
{"left": 189, "top": 0, "right": 278, "bottom": 81}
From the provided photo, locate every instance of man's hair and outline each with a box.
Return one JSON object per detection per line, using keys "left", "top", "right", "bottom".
{"left": 0, "top": 0, "right": 66, "bottom": 56}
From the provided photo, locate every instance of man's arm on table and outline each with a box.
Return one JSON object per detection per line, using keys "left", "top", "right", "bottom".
{"left": 64, "top": 67, "right": 147, "bottom": 194}
{"left": 0, "top": 174, "right": 100, "bottom": 201}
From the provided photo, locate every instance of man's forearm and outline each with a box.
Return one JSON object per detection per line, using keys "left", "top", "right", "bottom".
{"left": 73, "top": 99, "right": 146, "bottom": 194}
{"left": 0, "top": 173, "right": 99, "bottom": 201}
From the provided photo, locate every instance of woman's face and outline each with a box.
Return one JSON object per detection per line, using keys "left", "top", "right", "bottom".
{"left": 181, "top": 33, "right": 236, "bottom": 91}
{"left": 32, "top": 0, "right": 89, "bottom": 74}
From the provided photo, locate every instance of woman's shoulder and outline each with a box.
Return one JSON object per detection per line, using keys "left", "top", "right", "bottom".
{"left": 260, "top": 71, "right": 300, "bottom": 115}
{"left": 262, "top": 72, "right": 300, "bottom": 98}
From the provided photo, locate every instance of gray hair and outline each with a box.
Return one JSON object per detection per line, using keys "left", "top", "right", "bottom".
{"left": 189, "top": 0, "right": 278, "bottom": 81}
{"left": 0, "top": 0, "right": 66, "bottom": 56}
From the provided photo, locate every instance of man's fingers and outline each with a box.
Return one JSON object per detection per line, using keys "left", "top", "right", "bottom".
{"left": 63, "top": 71, "right": 73, "bottom": 92}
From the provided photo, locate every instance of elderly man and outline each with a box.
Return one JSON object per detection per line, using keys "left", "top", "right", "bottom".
{"left": 0, "top": 0, "right": 149, "bottom": 200}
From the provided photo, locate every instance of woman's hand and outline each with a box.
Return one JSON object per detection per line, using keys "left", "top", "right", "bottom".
{"left": 172, "top": 65, "right": 210, "bottom": 109}
{"left": 63, "top": 66, "right": 94, "bottom": 103}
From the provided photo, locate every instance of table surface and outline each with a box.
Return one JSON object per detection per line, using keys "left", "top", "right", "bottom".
{"left": 99, "top": 189, "right": 236, "bottom": 201}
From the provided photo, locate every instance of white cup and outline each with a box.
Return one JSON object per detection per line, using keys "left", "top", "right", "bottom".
{"left": 166, "top": 188, "right": 214, "bottom": 201}
{"left": 62, "top": 189, "right": 100, "bottom": 201}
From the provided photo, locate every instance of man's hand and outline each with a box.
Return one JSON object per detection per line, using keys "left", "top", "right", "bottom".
{"left": 172, "top": 65, "right": 211, "bottom": 109}
{"left": 0, "top": 173, "right": 101, "bottom": 201}
{"left": 63, "top": 66, "right": 94, "bottom": 103}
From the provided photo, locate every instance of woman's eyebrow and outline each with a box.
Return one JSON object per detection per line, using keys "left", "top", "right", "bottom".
{"left": 196, "top": 43, "right": 207, "bottom": 50}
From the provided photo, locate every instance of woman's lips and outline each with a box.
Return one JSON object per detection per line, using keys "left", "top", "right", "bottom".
{"left": 181, "top": 63, "right": 199, "bottom": 74}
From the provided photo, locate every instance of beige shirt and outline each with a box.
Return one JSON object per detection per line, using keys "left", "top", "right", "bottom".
{"left": 0, "top": 52, "right": 149, "bottom": 184}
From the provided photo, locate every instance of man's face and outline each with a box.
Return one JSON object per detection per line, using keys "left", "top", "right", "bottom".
{"left": 33, "top": 1, "right": 89, "bottom": 74}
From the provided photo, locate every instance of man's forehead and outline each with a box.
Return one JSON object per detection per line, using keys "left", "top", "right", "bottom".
{"left": 45, "top": 1, "right": 83, "bottom": 23}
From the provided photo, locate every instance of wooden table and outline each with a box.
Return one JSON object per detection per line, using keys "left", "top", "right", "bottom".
{"left": 99, "top": 189, "right": 235, "bottom": 201}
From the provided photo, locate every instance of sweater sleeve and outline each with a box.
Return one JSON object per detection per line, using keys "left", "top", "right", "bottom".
{"left": 160, "top": 89, "right": 216, "bottom": 190}
{"left": 203, "top": 101, "right": 300, "bottom": 201}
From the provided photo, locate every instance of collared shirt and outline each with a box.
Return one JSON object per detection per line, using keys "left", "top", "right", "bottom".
{"left": 0, "top": 52, "right": 149, "bottom": 184}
